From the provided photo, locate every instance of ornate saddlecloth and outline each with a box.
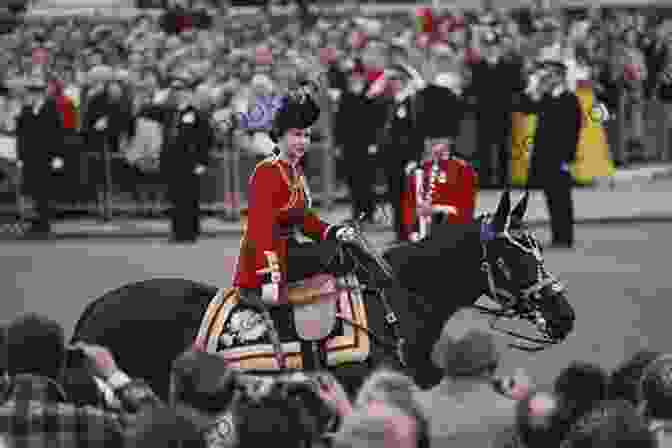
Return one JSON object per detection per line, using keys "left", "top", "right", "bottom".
{"left": 195, "top": 274, "right": 370, "bottom": 370}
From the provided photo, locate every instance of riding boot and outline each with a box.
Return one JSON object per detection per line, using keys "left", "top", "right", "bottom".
{"left": 238, "top": 288, "right": 287, "bottom": 369}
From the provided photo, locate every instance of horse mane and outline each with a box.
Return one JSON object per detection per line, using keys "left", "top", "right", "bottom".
{"left": 383, "top": 222, "right": 483, "bottom": 306}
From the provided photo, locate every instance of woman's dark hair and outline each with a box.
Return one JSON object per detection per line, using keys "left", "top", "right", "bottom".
{"left": 560, "top": 399, "right": 655, "bottom": 448}
{"left": 6, "top": 313, "right": 66, "bottom": 380}
{"left": 609, "top": 350, "right": 661, "bottom": 406}
{"left": 234, "top": 382, "right": 322, "bottom": 448}
{"left": 639, "top": 354, "right": 672, "bottom": 420}
{"left": 554, "top": 361, "right": 609, "bottom": 429}
{"left": 170, "top": 350, "right": 236, "bottom": 415}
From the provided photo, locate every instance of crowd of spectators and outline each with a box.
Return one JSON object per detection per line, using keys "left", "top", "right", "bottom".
{"left": 1, "top": 1, "right": 672, "bottom": 201}
{"left": 0, "top": 2, "right": 670, "bottom": 166}
{"left": 2, "top": 308, "right": 672, "bottom": 447}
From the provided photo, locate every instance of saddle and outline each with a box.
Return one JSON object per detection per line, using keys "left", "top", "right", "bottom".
{"left": 195, "top": 273, "right": 371, "bottom": 371}
{"left": 241, "top": 274, "right": 341, "bottom": 342}
{"left": 286, "top": 273, "right": 340, "bottom": 307}
{"left": 287, "top": 274, "right": 340, "bottom": 341}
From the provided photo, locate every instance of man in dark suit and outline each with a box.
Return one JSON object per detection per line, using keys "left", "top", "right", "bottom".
{"left": 333, "top": 65, "right": 387, "bottom": 222}
{"left": 15, "top": 77, "right": 64, "bottom": 237}
{"left": 160, "top": 76, "right": 214, "bottom": 243}
{"left": 467, "top": 31, "right": 526, "bottom": 187}
{"left": 83, "top": 79, "right": 135, "bottom": 202}
{"left": 379, "top": 66, "right": 425, "bottom": 242}
{"left": 518, "top": 61, "right": 582, "bottom": 249}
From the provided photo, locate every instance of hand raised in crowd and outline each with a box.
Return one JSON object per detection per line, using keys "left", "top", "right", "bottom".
{"left": 493, "top": 368, "right": 533, "bottom": 400}
{"left": 315, "top": 372, "right": 353, "bottom": 418}
{"left": 194, "top": 164, "right": 206, "bottom": 175}
{"left": 51, "top": 157, "right": 64, "bottom": 170}
{"left": 70, "top": 341, "right": 121, "bottom": 380}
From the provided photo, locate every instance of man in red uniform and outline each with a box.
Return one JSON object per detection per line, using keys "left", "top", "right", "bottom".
{"left": 401, "top": 137, "right": 479, "bottom": 242}
{"left": 232, "top": 83, "right": 357, "bottom": 305}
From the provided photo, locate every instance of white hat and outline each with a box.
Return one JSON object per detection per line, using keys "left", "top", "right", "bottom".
{"left": 87, "top": 65, "right": 117, "bottom": 84}
{"left": 251, "top": 74, "right": 274, "bottom": 91}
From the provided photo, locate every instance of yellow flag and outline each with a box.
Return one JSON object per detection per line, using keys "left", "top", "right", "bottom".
{"left": 510, "top": 112, "right": 536, "bottom": 186}
{"left": 570, "top": 86, "right": 615, "bottom": 184}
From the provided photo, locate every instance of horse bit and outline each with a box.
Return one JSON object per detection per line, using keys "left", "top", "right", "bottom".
{"left": 479, "top": 224, "right": 567, "bottom": 336}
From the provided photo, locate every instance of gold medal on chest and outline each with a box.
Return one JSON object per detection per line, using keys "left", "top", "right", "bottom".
{"left": 438, "top": 171, "right": 448, "bottom": 183}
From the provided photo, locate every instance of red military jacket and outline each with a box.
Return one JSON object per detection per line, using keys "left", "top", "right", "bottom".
{"left": 401, "top": 156, "right": 479, "bottom": 239}
{"left": 232, "top": 156, "right": 332, "bottom": 302}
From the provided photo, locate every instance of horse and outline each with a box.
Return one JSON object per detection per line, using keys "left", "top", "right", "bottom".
{"left": 70, "top": 191, "right": 574, "bottom": 400}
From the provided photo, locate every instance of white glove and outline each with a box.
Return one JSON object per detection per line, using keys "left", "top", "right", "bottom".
{"left": 404, "top": 161, "right": 418, "bottom": 176}
{"left": 51, "top": 157, "right": 64, "bottom": 170}
{"left": 16, "top": 160, "right": 23, "bottom": 169}
{"left": 409, "top": 232, "right": 421, "bottom": 242}
{"left": 367, "top": 145, "right": 378, "bottom": 155}
{"left": 94, "top": 117, "right": 108, "bottom": 131}
{"left": 336, "top": 226, "right": 357, "bottom": 242}
{"left": 194, "top": 164, "right": 206, "bottom": 175}
{"left": 328, "top": 88, "right": 342, "bottom": 102}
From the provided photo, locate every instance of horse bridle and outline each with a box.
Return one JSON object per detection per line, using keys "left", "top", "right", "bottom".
{"left": 480, "top": 221, "right": 567, "bottom": 315}
{"left": 334, "top": 229, "right": 408, "bottom": 369}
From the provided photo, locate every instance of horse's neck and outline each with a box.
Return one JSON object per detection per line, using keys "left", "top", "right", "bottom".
{"left": 383, "top": 223, "right": 484, "bottom": 317}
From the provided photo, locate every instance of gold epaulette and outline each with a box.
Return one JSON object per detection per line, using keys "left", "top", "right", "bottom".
{"left": 451, "top": 157, "right": 470, "bottom": 168}
{"left": 249, "top": 155, "right": 280, "bottom": 180}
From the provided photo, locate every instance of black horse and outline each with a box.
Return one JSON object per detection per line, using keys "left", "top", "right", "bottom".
{"left": 70, "top": 192, "right": 574, "bottom": 399}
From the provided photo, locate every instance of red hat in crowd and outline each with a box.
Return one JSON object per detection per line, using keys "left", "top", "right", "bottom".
{"left": 255, "top": 45, "right": 273, "bottom": 65}
{"left": 348, "top": 30, "right": 368, "bottom": 50}
{"left": 319, "top": 47, "right": 338, "bottom": 66}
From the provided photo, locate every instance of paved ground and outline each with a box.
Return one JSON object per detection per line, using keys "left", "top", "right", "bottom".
{"left": 2, "top": 221, "right": 672, "bottom": 389}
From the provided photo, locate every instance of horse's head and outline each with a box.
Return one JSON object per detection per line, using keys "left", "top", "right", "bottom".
{"left": 479, "top": 191, "right": 574, "bottom": 342}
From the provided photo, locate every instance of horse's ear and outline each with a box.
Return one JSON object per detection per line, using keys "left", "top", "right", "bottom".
{"left": 511, "top": 191, "right": 530, "bottom": 224}
{"left": 492, "top": 190, "right": 511, "bottom": 232}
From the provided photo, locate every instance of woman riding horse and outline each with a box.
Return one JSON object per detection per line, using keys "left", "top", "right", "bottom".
{"left": 233, "top": 83, "right": 359, "bottom": 306}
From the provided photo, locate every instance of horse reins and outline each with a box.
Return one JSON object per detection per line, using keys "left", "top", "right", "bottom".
{"left": 337, "top": 236, "right": 408, "bottom": 369}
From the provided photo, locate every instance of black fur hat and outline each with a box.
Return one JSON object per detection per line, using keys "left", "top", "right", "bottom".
{"left": 270, "top": 82, "right": 321, "bottom": 142}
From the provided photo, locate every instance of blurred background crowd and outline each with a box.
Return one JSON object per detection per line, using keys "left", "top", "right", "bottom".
{"left": 0, "top": 0, "right": 671, "bottom": 221}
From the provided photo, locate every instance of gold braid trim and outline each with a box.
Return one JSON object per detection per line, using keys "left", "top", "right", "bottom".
{"left": 275, "top": 161, "right": 305, "bottom": 212}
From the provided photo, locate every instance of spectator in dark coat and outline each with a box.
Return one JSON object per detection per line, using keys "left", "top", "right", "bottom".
{"left": 159, "top": 75, "right": 213, "bottom": 243}
{"left": 334, "top": 67, "right": 384, "bottom": 222}
{"left": 643, "top": 24, "right": 668, "bottom": 100}
{"left": 0, "top": 313, "right": 163, "bottom": 446}
{"left": 467, "top": 31, "right": 526, "bottom": 187}
{"left": 15, "top": 77, "right": 64, "bottom": 237}
{"left": 517, "top": 61, "right": 582, "bottom": 249}
{"left": 378, "top": 66, "right": 424, "bottom": 241}
{"left": 126, "top": 406, "right": 207, "bottom": 448}
{"left": 83, "top": 80, "right": 135, "bottom": 201}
